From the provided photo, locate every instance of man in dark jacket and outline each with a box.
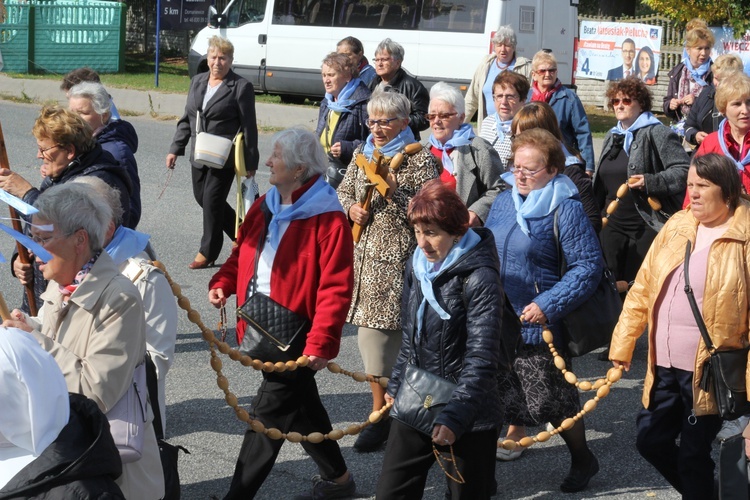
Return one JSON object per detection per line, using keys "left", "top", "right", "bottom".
{"left": 368, "top": 38, "right": 430, "bottom": 139}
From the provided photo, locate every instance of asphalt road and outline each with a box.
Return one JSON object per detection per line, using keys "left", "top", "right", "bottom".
{"left": 0, "top": 100, "right": 689, "bottom": 500}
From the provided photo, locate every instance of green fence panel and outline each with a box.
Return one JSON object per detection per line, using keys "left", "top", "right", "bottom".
{"left": 0, "top": 1, "right": 125, "bottom": 74}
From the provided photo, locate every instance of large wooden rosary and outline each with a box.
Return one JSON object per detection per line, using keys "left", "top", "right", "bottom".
{"left": 602, "top": 178, "right": 662, "bottom": 229}
{"left": 498, "top": 319, "right": 624, "bottom": 452}
{"left": 152, "top": 261, "right": 392, "bottom": 443}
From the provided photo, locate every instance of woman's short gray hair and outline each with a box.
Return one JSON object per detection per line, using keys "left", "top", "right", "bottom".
{"left": 492, "top": 25, "right": 517, "bottom": 48}
{"left": 71, "top": 176, "right": 123, "bottom": 226}
{"left": 68, "top": 81, "right": 111, "bottom": 119}
{"left": 367, "top": 89, "right": 411, "bottom": 121}
{"left": 33, "top": 182, "right": 112, "bottom": 252}
{"left": 429, "top": 82, "right": 465, "bottom": 116}
{"left": 375, "top": 38, "right": 404, "bottom": 62}
{"left": 272, "top": 128, "right": 327, "bottom": 182}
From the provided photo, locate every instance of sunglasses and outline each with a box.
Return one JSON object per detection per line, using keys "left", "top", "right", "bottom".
{"left": 425, "top": 112, "right": 458, "bottom": 121}
{"left": 611, "top": 98, "right": 633, "bottom": 106}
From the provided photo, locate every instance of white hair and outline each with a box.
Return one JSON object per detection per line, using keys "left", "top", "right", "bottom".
{"left": 272, "top": 128, "right": 327, "bottom": 181}
{"left": 68, "top": 81, "right": 111, "bottom": 118}
{"left": 429, "top": 82, "right": 465, "bottom": 116}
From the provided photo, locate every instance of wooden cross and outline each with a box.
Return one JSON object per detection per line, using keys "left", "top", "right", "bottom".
{"left": 351, "top": 150, "right": 391, "bottom": 243}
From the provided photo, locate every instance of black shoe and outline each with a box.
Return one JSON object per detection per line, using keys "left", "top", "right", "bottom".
{"left": 560, "top": 455, "right": 599, "bottom": 493}
{"left": 353, "top": 416, "right": 391, "bottom": 453}
{"left": 294, "top": 473, "right": 356, "bottom": 500}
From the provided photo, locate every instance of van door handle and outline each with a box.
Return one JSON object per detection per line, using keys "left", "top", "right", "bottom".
{"left": 258, "top": 34, "right": 267, "bottom": 44}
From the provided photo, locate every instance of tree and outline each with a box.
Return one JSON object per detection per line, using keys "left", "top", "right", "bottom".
{"left": 642, "top": 0, "right": 750, "bottom": 33}
{"left": 596, "top": 0, "right": 637, "bottom": 17}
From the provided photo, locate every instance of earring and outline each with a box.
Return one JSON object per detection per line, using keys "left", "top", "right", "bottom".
{"left": 453, "top": 238, "right": 458, "bottom": 244}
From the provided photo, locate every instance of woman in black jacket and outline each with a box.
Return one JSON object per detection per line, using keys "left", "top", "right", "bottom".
{"left": 376, "top": 180, "right": 505, "bottom": 500}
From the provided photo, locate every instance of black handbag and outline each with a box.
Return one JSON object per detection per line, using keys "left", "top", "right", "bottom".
{"left": 325, "top": 153, "right": 347, "bottom": 190}
{"left": 237, "top": 201, "right": 310, "bottom": 363}
{"left": 553, "top": 211, "right": 622, "bottom": 356}
{"left": 145, "top": 354, "right": 189, "bottom": 500}
{"left": 392, "top": 363, "right": 457, "bottom": 436}
{"left": 684, "top": 241, "right": 750, "bottom": 421}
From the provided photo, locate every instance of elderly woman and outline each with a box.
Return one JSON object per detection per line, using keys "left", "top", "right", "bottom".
{"left": 209, "top": 129, "right": 356, "bottom": 499}
{"left": 512, "top": 101, "right": 601, "bottom": 233}
{"left": 527, "top": 50, "right": 596, "bottom": 173}
{"left": 610, "top": 153, "right": 750, "bottom": 498}
{"left": 316, "top": 51, "right": 371, "bottom": 188}
{"left": 695, "top": 72, "right": 750, "bottom": 194}
{"left": 338, "top": 90, "right": 439, "bottom": 452}
{"left": 485, "top": 129, "right": 602, "bottom": 492}
{"left": 0, "top": 105, "right": 132, "bottom": 314}
{"left": 376, "top": 180, "right": 505, "bottom": 499}
{"left": 663, "top": 25, "right": 714, "bottom": 123}
{"left": 685, "top": 53, "right": 744, "bottom": 147}
{"left": 465, "top": 25, "right": 532, "bottom": 130}
{"left": 368, "top": 38, "right": 430, "bottom": 139}
{"left": 0, "top": 327, "right": 124, "bottom": 497}
{"left": 478, "top": 71, "right": 529, "bottom": 167}
{"left": 68, "top": 81, "right": 141, "bottom": 228}
{"left": 3, "top": 183, "right": 164, "bottom": 499}
{"left": 427, "top": 81, "right": 503, "bottom": 226}
{"left": 635, "top": 47, "right": 657, "bottom": 85}
{"left": 167, "top": 35, "right": 259, "bottom": 270}
{"left": 337, "top": 36, "right": 376, "bottom": 86}
{"left": 594, "top": 78, "right": 689, "bottom": 295}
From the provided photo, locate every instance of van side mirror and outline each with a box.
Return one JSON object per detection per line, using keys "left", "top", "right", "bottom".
{"left": 207, "top": 5, "right": 226, "bottom": 28}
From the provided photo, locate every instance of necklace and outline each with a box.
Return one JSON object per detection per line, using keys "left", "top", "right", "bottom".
{"left": 497, "top": 317, "right": 624, "bottom": 452}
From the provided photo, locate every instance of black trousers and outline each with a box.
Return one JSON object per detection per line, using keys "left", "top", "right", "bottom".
{"left": 599, "top": 222, "right": 657, "bottom": 283}
{"left": 191, "top": 164, "right": 236, "bottom": 262}
{"left": 635, "top": 365, "right": 722, "bottom": 500}
{"left": 223, "top": 368, "right": 347, "bottom": 500}
{"left": 376, "top": 420, "right": 497, "bottom": 500}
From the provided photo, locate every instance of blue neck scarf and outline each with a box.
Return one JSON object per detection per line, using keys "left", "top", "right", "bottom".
{"left": 363, "top": 127, "right": 416, "bottom": 160}
{"left": 428, "top": 123, "right": 475, "bottom": 174}
{"left": 561, "top": 143, "right": 581, "bottom": 167}
{"left": 610, "top": 111, "right": 662, "bottom": 156}
{"left": 106, "top": 226, "right": 150, "bottom": 266}
{"left": 494, "top": 114, "right": 513, "bottom": 143}
{"left": 412, "top": 228, "right": 481, "bottom": 339}
{"left": 717, "top": 118, "right": 750, "bottom": 172}
{"left": 324, "top": 78, "right": 362, "bottom": 113}
{"left": 501, "top": 172, "right": 579, "bottom": 236}
{"left": 682, "top": 48, "right": 711, "bottom": 87}
{"left": 265, "top": 176, "right": 344, "bottom": 249}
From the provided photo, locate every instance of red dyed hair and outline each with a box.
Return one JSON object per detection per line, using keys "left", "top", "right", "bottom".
{"left": 407, "top": 179, "right": 469, "bottom": 236}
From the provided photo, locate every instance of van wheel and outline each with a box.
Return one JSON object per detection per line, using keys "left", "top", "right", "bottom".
{"left": 279, "top": 94, "right": 306, "bottom": 105}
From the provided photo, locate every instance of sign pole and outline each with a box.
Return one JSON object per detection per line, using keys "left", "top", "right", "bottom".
{"left": 155, "top": 0, "right": 161, "bottom": 87}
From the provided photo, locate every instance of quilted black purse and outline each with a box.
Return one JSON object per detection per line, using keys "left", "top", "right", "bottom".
{"left": 237, "top": 201, "right": 310, "bottom": 363}
{"left": 392, "top": 363, "right": 457, "bottom": 436}
{"left": 684, "top": 241, "right": 750, "bottom": 421}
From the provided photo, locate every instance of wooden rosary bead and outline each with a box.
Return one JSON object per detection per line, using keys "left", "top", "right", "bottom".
{"left": 240, "top": 355, "right": 253, "bottom": 366}
{"left": 307, "top": 432, "right": 325, "bottom": 444}
{"left": 369, "top": 411, "right": 384, "bottom": 424}
{"left": 285, "top": 360, "right": 298, "bottom": 371}
{"left": 201, "top": 329, "right": 215, "bottom": 342}
{"left": 379, "top": 377, "right": 389, "bottom": 389}
{"left": 404, "top": 142, "right": 422, "bottom": 155}
{"left": 560, "top": 418, "right": 575, "bottom": 430}
{"left": 250, "top": 420, "right": 266, "bottom": 433}
{"left": 352, "top": 371, "right": 367, "bottom": 382}
{"left": 236, "top": 408, "right": 250, "bottom": 422}
{"left": 390, "top": 152, "right": 404, "bottom": 171}
{"left": 519, "top": 437, "right": 535, "bottom": 448}
{"left": 554, "top": 356, "right": 566, "bottom": 370}
{"left": 536, "top": 431, "right": 551, "bottom": 443}
{"left": 327, "top": 362, "right": 342, "bottom": 373}
{"left": 274, "top": 361, "right": 287, "bottom": 372}
{"left": 578, "top": 380, "right": 592, "bottom": 391}
{"left": 217, "top": 341, "right": 231, "bottom": 354}
{"left": 596, "top": 384, "right": 610, "bottom": 398}
{"left": 564, "top": 372, "right": 577, "bottom": 385}
{"left": 648, "top": 197, "right": 662, "bottom": 211}
{"left": 187, "top": 310, "right": 201, "bottom": 323}
{"left": 210, "top": 356, "right": 223, "bottom": 371}
{"left": 266, "top": 428, "right": 283, "bottom": 440}
{"left": 345, "top": 424, "right": 362, "bottom": 435}
{"left": 616, "top": 183, "right": 629, "bottom": 198}
{"left": 606, "top": 199, "right": 619, "bottom": 214}
{"left": 501, "top": 439, "right": 517, "bottom": 450}
{"left": 583, "top": 399, "right": 598, "bottom": 412}
{"left": 287, "top": 432, "right": 303, "bottom": 443}
{"left": 607, "top": 367, "right": 623, "bottom": 383}
{"left": 228, "top": 349, "right": 242, "bottom": 361}
{"left": 178, "top": 296, "right": 191, "bottom": 310}
{"left": 297, "top": 356, "right": 309, "bottom": 367}
{"left": 262, "top": 361, "right": 275, "bottom": 372}
{"left": 217, "top": 375, "right": 229, "bottom": 391}
{"left": 225, "top": 393, "right": 238, "bottom": 407}
{"left": 602, "top": 217, "right": 609, "bottom": 229}
{"left": 542, "top": 329, "right": 554, "bottom": 343}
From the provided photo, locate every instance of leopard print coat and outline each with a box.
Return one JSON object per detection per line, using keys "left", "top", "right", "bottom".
{"left": 337, "top": 144, "right": 439, "bottom": 330}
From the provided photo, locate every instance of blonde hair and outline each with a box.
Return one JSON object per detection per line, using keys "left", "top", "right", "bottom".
{"left": 713, "top": 53, "right": 744, "bottom": 79}
{"left": 207, "top": 35, "right": 234, "bottom": 59}
{"left": 531, "top": 50, "right": 557, "bottom": 71}
{"left": 685, "top": 27, "right": 715, "bottom": 49}
{"left": 715, "top": 73, "right": 750, "bottom": 114}
{"left": 32, "top": 105, "right": 96, "bottom": 153}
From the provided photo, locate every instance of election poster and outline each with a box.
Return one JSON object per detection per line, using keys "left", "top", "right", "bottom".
{"left": 710, "top": 27, "right": 750, "bottom": 75}
{"left": 577, "top": 21, "right": 663, "bottom": 84}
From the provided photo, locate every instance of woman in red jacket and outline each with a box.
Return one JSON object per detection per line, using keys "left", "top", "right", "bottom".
{"left": 208, "top": 128, "right": 356, "bottom": 500}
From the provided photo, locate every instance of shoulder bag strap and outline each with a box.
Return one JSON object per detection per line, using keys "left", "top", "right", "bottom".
{"left": 249, "top": 200, "right": 273, "bottom": 295}
{"left": 144, "top": 352, "right": 164, "bottom": 440}
{"left": 683, "top": 240, "right": 715, "bottom": 352}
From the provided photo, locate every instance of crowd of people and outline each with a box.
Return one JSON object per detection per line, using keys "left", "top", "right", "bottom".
{"left": 1, "top": 16, "right": 750, "bottom": 500}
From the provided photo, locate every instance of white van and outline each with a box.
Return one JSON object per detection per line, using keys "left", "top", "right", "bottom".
{"left": 188, "top": 0, "right": 579, "bottom": 101}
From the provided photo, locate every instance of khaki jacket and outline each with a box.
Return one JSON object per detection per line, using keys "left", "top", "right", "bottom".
{"left": 610, "top": 201, "right": 750, "bottom": 416}
{"left": 30, "top": 252, "right": 164, "bottom": 499}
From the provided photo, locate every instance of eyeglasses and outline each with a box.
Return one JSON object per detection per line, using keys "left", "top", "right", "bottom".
{"left": 373, "top": 57, "right": 393, "bottom": 64}
{"left": 610, "top": 97, "right": 633, "bottom": 106}
{"left": 367, "top": 117, "right": 399, "bottom": 129}
{"left": 493, "top": 94, "right": 519, "bottom": 103}
{"left": 425, "top": 112, "right": 458, "bottom": 121}
{"left": 31, "top": 227, "right": 81, "bottom": 247}
{"left": 38, "top": 144, "right": 61, "bottom": 158}
{"left": 535, "top": 68, "right": 557, "bottom": 74}
{"left": 509, "top": 165, "right": 545, "bottom": 177}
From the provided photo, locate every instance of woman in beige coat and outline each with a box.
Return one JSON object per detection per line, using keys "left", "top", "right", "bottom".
{"left": 610, "top": 153, "right": 750, "bottom": 499}
{"left": 4, "top": 183, "right": 164, "bottom": 500}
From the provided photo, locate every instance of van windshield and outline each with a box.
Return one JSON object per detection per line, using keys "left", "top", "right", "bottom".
{"left": 272, "top": 0, "right": 487, "bottom": 33}
{"left": 226, "top": 0, "right": 266, "bottom": 27}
